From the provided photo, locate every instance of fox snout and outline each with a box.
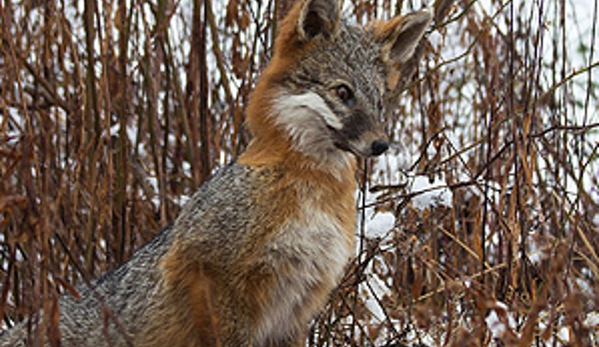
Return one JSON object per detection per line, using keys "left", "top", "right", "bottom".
{"left": 348, "top": 134, "right": 389, "bottom": 158}
{"left": 332, "top": 123, "right": 389, "bottom": 158}
{"left": 329, "top": 107, "right": 389, "bottom": 158}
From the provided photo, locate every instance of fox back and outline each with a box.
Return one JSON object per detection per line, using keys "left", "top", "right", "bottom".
{"left": 0, "top": 0, "right": 432, "bottom": 346}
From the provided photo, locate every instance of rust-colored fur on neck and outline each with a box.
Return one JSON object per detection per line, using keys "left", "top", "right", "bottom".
{"left": 243, "top": 1, "right": 319, "bottom": 156}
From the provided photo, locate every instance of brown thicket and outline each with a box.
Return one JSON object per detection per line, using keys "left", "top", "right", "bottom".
{"left": 1, "top": 0, "right": 598, "bottom": 346}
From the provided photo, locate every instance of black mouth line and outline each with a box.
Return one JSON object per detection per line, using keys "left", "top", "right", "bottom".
{"left": 325, "top": 120, "right": 371, "bottom": 158}
{"left": 333, "top": 140, "right": 371, "bottom": 158}
{"left": 326, "top": 124, "right": 357, "bottom": 156}
{"left": 333, "top": 140, "right": 351, "bottom": 153}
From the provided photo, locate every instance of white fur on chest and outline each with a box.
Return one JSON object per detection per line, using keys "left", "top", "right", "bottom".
{"left": 253, "top": 196, "right": 354, "bottom": 343}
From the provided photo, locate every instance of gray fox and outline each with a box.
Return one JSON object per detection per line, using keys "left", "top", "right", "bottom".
{"left": 0, "top": 0, "right": 432, "bottom": 345}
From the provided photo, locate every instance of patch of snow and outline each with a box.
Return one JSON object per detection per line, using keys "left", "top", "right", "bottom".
{"left": 485, "top": 310, "right": 505, "bottom": 339}
{"left": 485, "top": 301, "right": 516, "bottom": 340}
{"left": 586, "top": 312, "right": 599, "bottom": 329}
{"left": 174, "top": 194, "right": 191, "bottom": 207}
{"left": 366, "top": 211, "right": 395, "bottom": 238}
{"left": 359, "top": 189, "right": 396, "bottom": 238}
{"left": 182, "top": 161, "right": 191, "bottom": 175}
{"left": 146, "top": 177, "right": 158, "bottom": 192}
{"left": 363, "top": 273, "right": 388, "bottom": 323}
{"left": 557, "top": 326, "right": 571, "bottom": 344}
{"left": 410, "top": 175, "right": 453, "bottom": 210}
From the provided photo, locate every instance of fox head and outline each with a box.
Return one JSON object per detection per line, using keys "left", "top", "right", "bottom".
{"left": 243, "top": 0, "right": 432, "bottom": 169}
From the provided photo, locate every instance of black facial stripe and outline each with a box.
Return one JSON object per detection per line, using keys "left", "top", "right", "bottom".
{"left": 341, "top": 111, "right": 375, "bottom": 141}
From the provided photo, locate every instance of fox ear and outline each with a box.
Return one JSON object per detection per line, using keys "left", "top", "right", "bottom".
{"left": 376, "top": 9, "right": 433, "bottom": 66}
{"left": 297, "top": 0, "right": 340, "bottom": 41}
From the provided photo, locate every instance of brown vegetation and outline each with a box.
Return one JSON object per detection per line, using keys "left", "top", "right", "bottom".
{"left": 1, "top": 0, "right": 598, "bottom": 346}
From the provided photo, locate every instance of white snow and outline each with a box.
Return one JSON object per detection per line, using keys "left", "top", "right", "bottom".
{"left": 410, "top": 175, "right": 453, "bottom": 210}
{"left": 485, "top": 301, "right": 517, "bottom": 340}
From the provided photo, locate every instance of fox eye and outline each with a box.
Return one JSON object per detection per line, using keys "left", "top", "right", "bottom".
{"left": 336, "top": 85, "right": 355, "bottom": 106}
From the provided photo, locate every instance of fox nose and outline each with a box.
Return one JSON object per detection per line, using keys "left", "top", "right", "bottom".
{"left": 370, "top": 140, "right": 389, "bottom": 156}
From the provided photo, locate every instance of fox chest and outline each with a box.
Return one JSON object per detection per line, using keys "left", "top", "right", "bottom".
{"left": 250, "top": 199, "right": 355, "bottom": 343}
{"left": 273, "top": 201, "right": 354, "bottom": 281}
